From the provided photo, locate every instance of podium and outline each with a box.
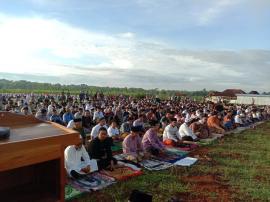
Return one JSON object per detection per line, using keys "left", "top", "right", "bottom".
{"left": 0, "top": 112, "right": 80, "bottom": 202}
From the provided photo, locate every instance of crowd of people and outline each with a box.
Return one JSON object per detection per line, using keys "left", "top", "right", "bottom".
{"left": 1, "top": 92, "right": 270, "bottom": 178}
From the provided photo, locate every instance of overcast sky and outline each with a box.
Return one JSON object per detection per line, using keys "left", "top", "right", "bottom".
{"left": 0, "top": 0, "right": 269, "bottom": 92}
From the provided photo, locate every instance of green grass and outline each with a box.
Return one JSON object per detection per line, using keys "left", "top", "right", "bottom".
{"left": 75, "top": 122, "right": 270, "bottom": 202}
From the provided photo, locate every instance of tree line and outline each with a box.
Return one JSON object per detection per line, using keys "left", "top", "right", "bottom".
{"left": 0, "top": 79, "right": 210, "bottom": 99}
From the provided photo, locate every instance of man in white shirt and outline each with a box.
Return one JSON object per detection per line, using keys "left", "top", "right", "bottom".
{"left": 67, "top": 113, "right": 82, "bottom": 129}
{"left": 93, "top": 107, "right": 104, "bottom": 123}
{"left": 234, "top": 112, "right": 244, "bottom": 126}
{"left": 108, "top": 120, "right": 120, "bottom": 140}
{"left": 90, "top": 117, "right": 108, "bottom": 139}
{"left": 179, "top": 118, "right": 198, "bottom": 142}
{"left": 163, "top": 118, "right": 182, "bottom": 146}
{"left": 64, "top": 139, "right": 97, "bottom": 179}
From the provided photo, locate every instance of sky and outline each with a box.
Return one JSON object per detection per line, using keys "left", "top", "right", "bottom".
{"left": 0, "top": 0, "right": 270, "bottom": 92}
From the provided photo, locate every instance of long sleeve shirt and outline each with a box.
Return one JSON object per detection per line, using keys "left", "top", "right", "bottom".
{"left": 122, "top": 134, "right": 142, "bottom": 156}
{"left": 142, "top": 128, "right": 165, "bottom": 151}
{"left": 63, "top": 112, "right": 74, "bottom": 124}
{"left": 90, "top": 124, "right": 108, "bottom": 139}
{"left": 163, "top": 124, "right": 181, "bottom": 142}
{"left": 179, "top": 123, "right": 197, "bottom": 140}
{"left": 87, "top": 137, "right": 113, "bottom": 161}
{"left": 93, "top": 111, "right": 104, "bottom": 121}
{"left": 64, "top": 145, "right": 91, "bottom": 175}
{"left": 108, "top": 126, "right": 120, "bottom": 137}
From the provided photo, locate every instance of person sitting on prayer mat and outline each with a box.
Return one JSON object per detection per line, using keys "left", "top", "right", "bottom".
{"left": 63, "top": 107, "right": 74, "bottom": 126}
{"left": 189, "top": 116, "right": 211, "bottom": 139}
{"left": 64, "top": 138, "right": 97, "bottom": 179}
{"left": 179, "top": 118, "right": 199, "bottom": 142}
{"left": 207, "top": 112, "right": 225, "bottom": 134}
{"left": 123, "top": 126, "right": 144, "bottom": 162}
{"left": 120, "top": 117, "right": 134, "bottom": 138}
{"left": 82, "top": 110, "right": 93, "bottom": 133}
{"left": 108, "top": 120, "right": 121, "bottom": 141}
{"left": 223, "top": 111, "right": 234, "bottom": 130}
{"left": 90, "top": 117, "right": 108, "bottom": 140}
{"left": 142, "top": 120, "right": 165, "bottom": 156}
{"left": 162, "top": 118, "right": 182, "bottom": 146}
{"left": 87, "top": 127, "right": 117, "bottom": 171}
{"left": 50, "top": 108, "right": 64, "bottom": 125}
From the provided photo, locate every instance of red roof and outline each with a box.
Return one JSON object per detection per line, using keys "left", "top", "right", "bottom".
{"left": 209, "top": 89, "right": 246, "bottom": 97}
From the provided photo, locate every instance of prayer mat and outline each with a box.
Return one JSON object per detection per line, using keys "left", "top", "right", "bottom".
{"left": 152, "top": 149, "right": 187, "bottom": 163}
{"left": 117, "top": 161, "right": 141, "bottom": 171}
{"left": 197, "top": 137, "right": 218, "bottom": 146}
{"left": 100, "top": 166, "right": 143, "bottom": 181}
{"left": 113, "top": 154, "right": 142, "bottom": 168}
{"left": 114, "top": 153, "right": 128, "bottom": 161}
{"left": 174, "top": 157, "right": 198, "bottom": 167}
{"left": 111, "top": 141, "right": 123, "bottom": 152}
{"left": 140, "top": 159, "right": 173, "bottom": 171}
{"left": 165, "top": 147, "right": 189, "bottom": 156}
{"left": 178, "top": 143, "right": 198, "bottom": 151}
{"left": 68, "top": 172, "right": 116, "bottom": 192}
{"left": 65, "top": 184, "right": 84, "bottom": 201}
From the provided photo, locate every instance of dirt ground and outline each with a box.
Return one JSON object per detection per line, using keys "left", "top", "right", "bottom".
{"left": 175, "top": 145, "right": 233, "bottom": 202}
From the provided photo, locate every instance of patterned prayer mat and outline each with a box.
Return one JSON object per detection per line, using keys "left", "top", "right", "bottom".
{"left": 140, "top": 159, "right": 173, "bottom": 171}
{"left": 152, "top": 149, "right": 188, "bottom": 163}
{"left": 100, "top": 166, "right": 143, "bottom": 181}
{"left": 68, "top": 172, "right": 116, "bottom": 192}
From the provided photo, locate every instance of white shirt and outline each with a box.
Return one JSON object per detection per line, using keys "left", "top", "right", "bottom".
{"left": 93, "top": 111, "right": 104, "bottom": 121}
{"left": 163, "top": 124, "right": 181, "bottom": 142}
{"left": 234, "top": 115, "right": 243, "bottom": 124}
{"left": 85, "top": 103, "right": 93, "bottom": 111}
{"left": 90, "top": 124, "right": 108, "bottom": 139}
{"left": 67, "top": 120, "right": 75, "bottom": 129}
{"left": 64, "top": 145, "right": 96, "bottom": 176}
{"left": 133, "top": 119, "right": 144, "bottom": 127}
{"left": 108, "top": 126, "right": 120, "bottom": 137}
{"left": 48, "top": 104, "right": 54, "bottom": 114}
{"left": 179, "top": 123, "right": 197, "bottom": 140}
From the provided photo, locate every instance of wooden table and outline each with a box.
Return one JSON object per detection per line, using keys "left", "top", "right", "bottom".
{"left": 0, "top": 112, "right": 80, "bottom": 202}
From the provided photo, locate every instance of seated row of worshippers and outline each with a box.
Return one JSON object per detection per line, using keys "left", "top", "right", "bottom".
{"left": 64, "top": 110, "right": 242, "bottom": 178}
{"left": 69, "top": 108, "right": 252, "bottom": 146}
{"left": 64, "top": 124, "right": 163, "bottom": 178}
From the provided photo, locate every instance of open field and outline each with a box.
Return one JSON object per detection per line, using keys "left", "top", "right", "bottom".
{"left": 72, "top": 122, "right": 270, "bottom": 202}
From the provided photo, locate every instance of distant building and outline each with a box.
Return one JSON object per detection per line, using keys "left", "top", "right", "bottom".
{"left": 248, "top": 91, "right": 260, "bottom": 95}
{"left": 235, "top": 94, "right": 270, "bottom": 105}
{"left": 208, "top": 89, "right": 246, "bottom": 103}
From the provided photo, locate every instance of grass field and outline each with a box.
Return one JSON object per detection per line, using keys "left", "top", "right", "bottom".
{"left": 72, "top": 122, "right": 270, "bottom": 202}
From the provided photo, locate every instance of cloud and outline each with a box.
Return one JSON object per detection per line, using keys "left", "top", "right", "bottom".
{"left": 195, "top": 0, "right": 241, "bottom": 26}
{"left": 0, "top": 13, "right": 269, "bottom": 92}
